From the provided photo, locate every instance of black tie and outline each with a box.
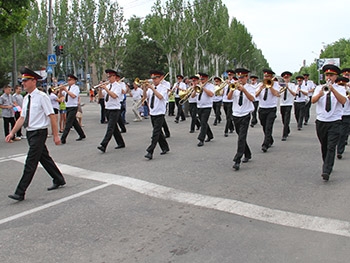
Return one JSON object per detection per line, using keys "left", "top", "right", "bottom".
{"left": 283, "top": 88, "right": 287, "bottom": 100}
{"left": 65, "top": 86, "right": 71, "bottom": 102}
{"left": 226, "top": 85, "right": 230, "bottom": 95}
{"left": 105, "top": 84, "right": 112, "bottom": 102}
{"left": 325, "top": 92, "right": 331, "bottom": 112}
{"left": 305, "top": 81, "right": 307, "bottom": 86}
{"left": 263, "top": 88, "right": 268, "bottom": 101}
{"left": 23, "top": 95, "right": 31, "bottom": 128}
{"left": 238, "top": 91, "right": 243, "bottom": 106}
{"left": 150, "top": 87, "right": 157, "bottom": 109}
{"left": 298, "top": 85, "right": 301, "bottom": 98}
{"left": 176, "top": 83, "right": 179, "bottom": 94}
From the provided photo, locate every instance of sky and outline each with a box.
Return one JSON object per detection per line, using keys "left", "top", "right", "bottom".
{"left": 117, "top": 0, "right": 349, "bottom": 75}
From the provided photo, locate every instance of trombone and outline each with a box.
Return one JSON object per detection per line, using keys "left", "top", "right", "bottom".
{"left": 92, "top": 80, "right": 110, "bottom": 90}
{"left": 179, "top": 87, "right": 195, "bottom": 105}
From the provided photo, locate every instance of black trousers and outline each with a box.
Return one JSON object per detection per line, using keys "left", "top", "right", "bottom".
{"left": 232, "top": 113, "right": 251, "bottom": 163}
{"left": 168, "top": 101, "right": 175, "bottom": 116}
{"left": 189, "top": 103, "right": 200, "bottom": 132}
{"left": 212, "top": 101, "right": 222, "bottom": 124}
{"left": 100, "top": 109, "right": 125, "bottom": 148}
{"left": 14, "top": 112, "right": 22, "bottom": 137}
{"left": 280, "top": 105, "right": 292, "bottom": 138}
{"left": 294, "top": 101, "right": 306, "bottom": 129}
{"left": 251, "top": 101, "right": 259, "bottom": 126}
{"left": 304, "top": 97, "right": 312, "bottom": 123}
{"left": 337, "top": 115, "right": 350, "bottom": 155}
{"left": 15, "top": 129, "right": 65, "bottom": 196}
{"left": 61, "top": 107, "right": 85, "bottom": 141}
{"left": 162, "top": 118, "right": 170, "bottom": 137}
{"left": 197, "top": 107, "right": 213, "bottom": 142}
{"left": 99, "top": 98, "right": 106, "bottom": 123}
{"left": 3, "top": 117, "right": 15, "bottom": 138}
{"left": 223, "top": 102, "right": 234, "bottom": 133}
{"left": 258, "top": 107, "right": 277, "bottom": 148}
{"left": 316, "top": 120, "right": 341, "bottom": 175}
{"left": 175, "top": 97, "right": 186, "bottom": 121}
{"left": 146, "top": 114, "right": 169, "bottom": 154}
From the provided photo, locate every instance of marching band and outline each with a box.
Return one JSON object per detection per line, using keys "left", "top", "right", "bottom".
{"left": 4, "top": 62, "right": 350, "bottom": 201}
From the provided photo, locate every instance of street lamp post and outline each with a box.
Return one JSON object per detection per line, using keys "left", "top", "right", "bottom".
{"left": 238, "top": 49, "right": 249, "bottom": 67}
{"left": 83, "top": 21, "right": 96, "bottom": 91}
{"left": 195, "top": 30, "right": 209, "bottom": 72}
{"left": 312, "top": 51, "right": 320, "bottom": 85}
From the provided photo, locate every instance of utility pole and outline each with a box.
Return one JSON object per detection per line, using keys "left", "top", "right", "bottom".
{"left": 47, "top": 0, "right": 54, "bottom": 87}
{"left": 12, "top": 34, "right": 17, "bottom": 88}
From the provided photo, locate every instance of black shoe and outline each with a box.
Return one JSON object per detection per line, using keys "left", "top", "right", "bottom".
{"left": 165, "top": 134, "right": 170, "bottom": 138}
{"left": 189, "top": 130, "right": 194, "bottom": 133}
{"left": 205, "top": 138, "right": 212, "bottom": 142}
{"left": 196, "top": 126, "right": 200, "bottom": 130}
{"left": 61, "top": 138, "right": 66, "bottom": 144}
{"left": 76, "top": 136, "right": 86, "bottom": 141}
{"left": 144, "top": 152, "right": 153, "bottom": 159}
{"left": 97, "top": 145, "right": 106, "bottom": 153}
{"left": 213, "top": 122, "right": 217, "bottom": 126}
{"left": 233, "top": 162, "right": 240, "bottom": 171}
{"left": 224, "top": 133, "right": 228, "bottom": 137}
{"left": 281, "top": 137, "right": 287, "bottom": 141}
{"left": 229, "top": 130, "right": 234, "bottom": 133}
{"left": 8, "top": 194, "right": 24, "bottom": 201}
{"left": 322, "top": 173, "right": 329, "bottom": 181}
{"left": 298, "top": 127, "right": 301, "bottom": 131}
{"left": 262, "top": 145, "right": 267, "bottom": 152}
{"left": 121, "top": 130, "right": 126, "bottom": 133}
{"left": 174, "top": 119, "right": 179, "bottom": 123}
{"left": 242, "top": 157, "right": 251, "bottom": 163}
{"left": 304, "top": 122, "right": 308, "bottom": 125}
{"left": 250, "top": 124, "right": 254, "bottom": 128}
{"left": 160, "top": 149, "right": 169, "bottom": 155}
{"left": 197, "top": 141, "right": 204, "bottom": 147}
{"left": 47, "top": 182, "right": 66, "bottom": 191}
{"left": 337, "top": 154, "right": 342, "bottom": 159}
{"left": 115, "top": 145, "right": 125, "bottom": 149}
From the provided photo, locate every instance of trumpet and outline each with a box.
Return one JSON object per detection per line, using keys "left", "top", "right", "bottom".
{"left": 134, "top": 77, "right": 152, "bottom": 86}
{"left": 51, "top": 83, "right": 68, "bottom": 91}
{"left": 214, "top": 79, "right": 226, "bottom": 96}
{"left": 92, "top": 80, "right": 110, "bottom": 90}
{"left": 228, "top": 81, "right": 241, "bottom": 91}
{"left": 262, "top": 78, "right": 274, "bottom": 89}
{"left": 279, "top": 83, "right": 288, "bottom": 94}
{"left": 322, "top": 80, "right": 332, "bottom": 94}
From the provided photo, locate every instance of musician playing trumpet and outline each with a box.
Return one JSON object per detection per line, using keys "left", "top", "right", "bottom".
{"left": 255, "top": 69, "right": 280, "bottom": 152}
{"left": 311, "top": 64, "right": 346, "bottom": 181}
{"left": 192, "top": 72, "right": 215, "bottom": 147}
{"left": 294, "top": 75, "right": 309, "bottom": 131}
{"left": 227, "top": 68, "right": 255, "bottom": 171}
{"left": 143, "top": 70, "right": 170, "bottom": 160}
{"left": 173, "top": 75, "right": 187, "bottom": 123}
{"left": 212, "top": 77, "right": 223, "bottom": 126}
{"left": 279, "top": 71, "right": 296, "bottom": 141}
{"left": 188, "top": 75, "right": 201, "bottom": 133}
{"left": 97, "top": 69, "right": 125, "bottom": 153}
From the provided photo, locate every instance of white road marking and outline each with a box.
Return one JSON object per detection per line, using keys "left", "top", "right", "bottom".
{"left": 4, "top": 155, "right": 350, "bottom": 237}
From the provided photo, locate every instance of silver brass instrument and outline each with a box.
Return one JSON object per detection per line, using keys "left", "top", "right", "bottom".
{"left": 322, "top": 80, "right": 332, "bottom": 94}
{"left": 346, "top": 89, "right": 350, "bottom": 98}
{"left": 93, "top": 80, "right": 110, "bottom": 90}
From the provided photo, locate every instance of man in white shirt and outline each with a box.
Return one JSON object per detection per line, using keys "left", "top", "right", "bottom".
{"left": 294, "top": 76, "right": 309, "bottom": 130}
{"left": 222, "top": 69, "right": 235, "bottom": 136}
{"left": 255, "top": 69, "right": 280, "bottom": 152}
{"left": 130, "top": 81, "right": 143, "bottom": 122}
{"left": 97, "top": 69, "right": 125, "bottom": 153}
{"left": 311, "top": 64, "right": 346, "bottom": 181}
{"left": 227, "top": 68, "right": 255, "bottom": 171}
{"left": 193, "top": 72, "right": 215, "bottom": 147}
{"left": 60, "top": 74, "right": 86, "bottom": 144}
{"left": 173, "top": 74, "right": 187, "bottom": 123}
{"left": 6, "top": 67, "right": 65, "bottom": 201}
{"left": 249, "top": 75, "right": 259, "bottom": 127}
{"left": 143, "top": 70, "right": 170, "bottom": 160}
{"left": 279, "top": 71, "right": 296, "bottom": 141}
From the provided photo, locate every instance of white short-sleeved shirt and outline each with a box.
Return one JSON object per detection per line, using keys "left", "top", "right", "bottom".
{"left": 21, "top": 88, "right": 54, "bottom": 131}
{"left": 257, "top": 81, "right": 279, "bottom": 108}
{"left": 146, "top": 82, "right": 168, "bottom": 116}
{"left": 232, "top": 83, "right": 255, "bottom": 117}
{"left": 294, "top": 83, "right": 308, "bottom": 103}
{"left": 131, "top": 88, "right": 143, "bottom": 101}
{"left": 102, "top": 82, "right": 122, "bottom": 110}
{"left": 197, "top": 83, "right": 215, "bottom": 108}
{"left": 313, "top": 84, "right": 346, "bottom": 122}
{"left": 280, "top": 82, "right": 296, "bottom": 106}
{"left": 62, "top": 84, "right": 80, "bottom": 107}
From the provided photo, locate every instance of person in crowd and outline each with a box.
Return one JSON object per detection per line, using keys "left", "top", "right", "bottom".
{"left": 12, "top": 84, "right": 24, "bottom": 139}
{"left": 222, "top": 69, "right": 235, "bottom": 137}
{"left": 212, "top": 77, "right": 223, "bottom": 126}
{"left": 303, "top": 73, "right": 316, "bottom": 125}
{"left": 0, "top": 85, "right": 17, "bottom": 142}
{"left": 249, "top": 75, "right": 259, "bottom": 127}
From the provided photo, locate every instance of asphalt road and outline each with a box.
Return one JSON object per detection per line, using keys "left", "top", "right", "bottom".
{"left": 1, "top": 95, "right": 349, "bottom": 263}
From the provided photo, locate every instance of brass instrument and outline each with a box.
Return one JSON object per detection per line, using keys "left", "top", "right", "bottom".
{"left": 92, "top": 80, "right": 110, "bottom": 90}
{"left": 134, "top": 77, "right": 151, "bottom": 86}
{"left": 279, "top": 83, "right": 288, "bottom": 94}
{"left": 228, "top": 81, "right": 241, "bottom": 91}
{"left": 51, "top": 83, "right": 68, "bottom": 91}
{"left": 196, "top": 76, "right": 214, "bottom": 94}
{"left": 214, "top": 78, "right": 226, "bottom": 96}
{"left": 262, "top": 78, "right": 274, "bottom": 89}
{"left": 322, "top": 80, "right": 332, "bottom": 94}
{"left": 179, "top": 87, "right": 195, "bottom": 105}
{"left": 346, "top": 89, "right": 350, "bottom": 98}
